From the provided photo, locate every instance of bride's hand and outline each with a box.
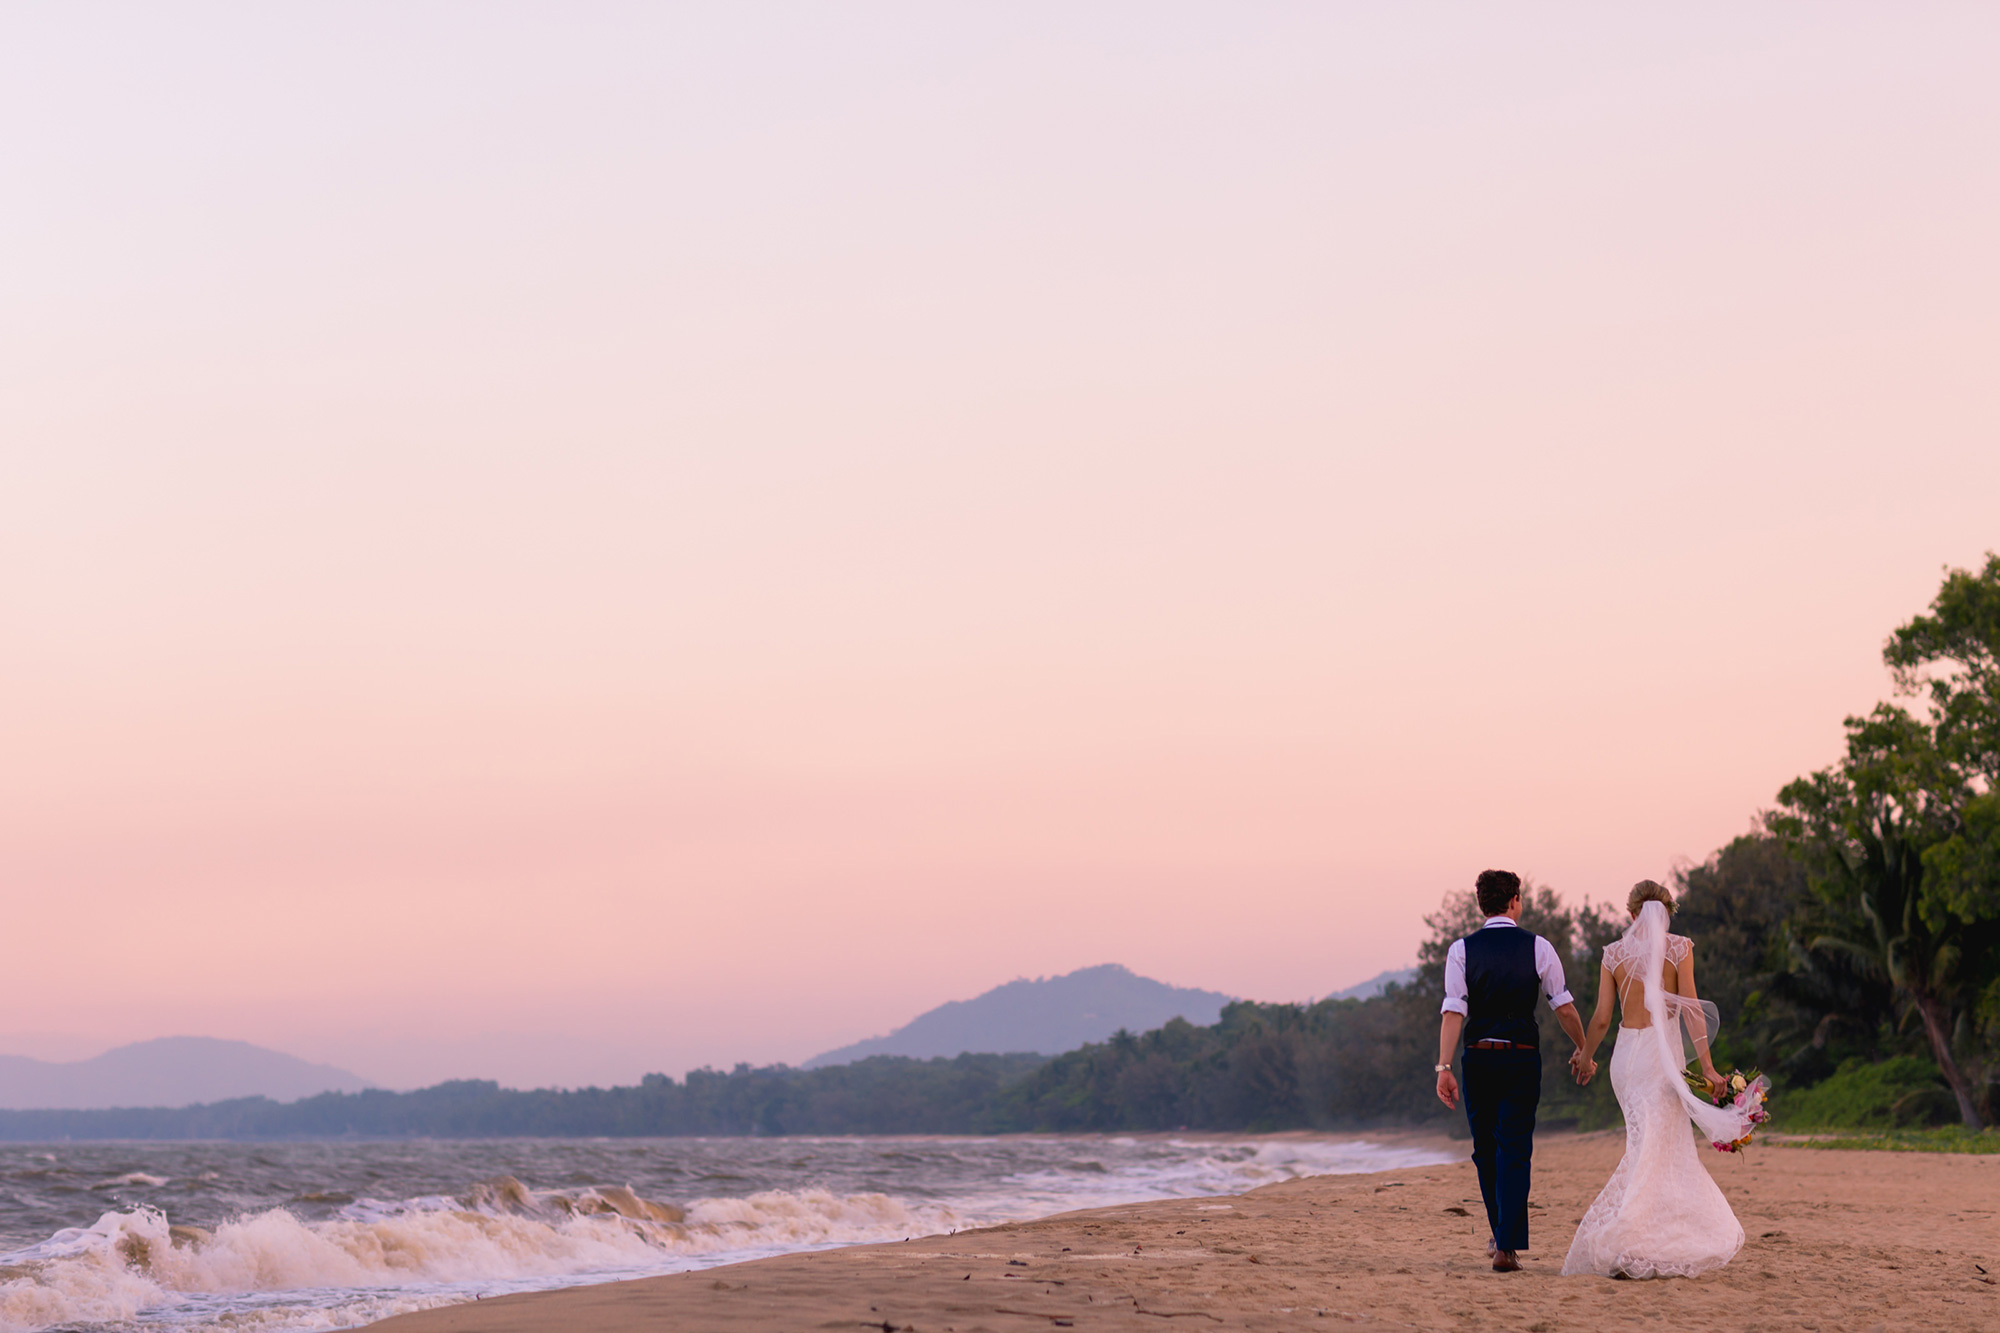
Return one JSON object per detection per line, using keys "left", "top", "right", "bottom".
{"left": 1704, "top": 1070, "right": 1728, "bottom": 1102}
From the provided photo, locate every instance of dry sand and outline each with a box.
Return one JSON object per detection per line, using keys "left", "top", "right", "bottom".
{"left": 367, "top": 1133, "right": 1998, "bottom": 1333}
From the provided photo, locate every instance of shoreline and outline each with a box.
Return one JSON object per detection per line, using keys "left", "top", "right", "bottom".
{"left": 0, "top": 1130, "right": 1463, "bottom": 1333}
{"left": 363, "top": 1132, "right": 1998, "bottom": 1332}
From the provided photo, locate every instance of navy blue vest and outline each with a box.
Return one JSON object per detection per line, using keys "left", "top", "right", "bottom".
{"left": 1462, "top": 926, "right": 1542, "bottom": 1047}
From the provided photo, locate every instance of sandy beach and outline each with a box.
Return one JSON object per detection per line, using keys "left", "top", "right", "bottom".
{"left": 364, "top": 1132, "right": 1997, "bottom": 1333}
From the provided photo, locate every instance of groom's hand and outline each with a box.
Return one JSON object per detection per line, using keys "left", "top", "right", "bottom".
{"left": 1436, "top": 1068, "right": 1459, "bottom": 1110}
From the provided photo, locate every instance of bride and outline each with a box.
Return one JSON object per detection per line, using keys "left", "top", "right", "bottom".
{"left": 1562, "top": 881, "right": 1766, "bottom": 1279}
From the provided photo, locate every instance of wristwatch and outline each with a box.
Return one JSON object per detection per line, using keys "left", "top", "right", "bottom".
{"left": 1433, "top": 1064, "right": 1452, "bottom": 1073}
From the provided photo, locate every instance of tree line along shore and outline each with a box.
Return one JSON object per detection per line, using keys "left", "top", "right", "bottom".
{"left": 7, "top": 557, "right": 1997, "bottom": 1143}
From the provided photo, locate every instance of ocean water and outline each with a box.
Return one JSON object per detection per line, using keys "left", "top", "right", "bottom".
{"left": 0, "top": 1135, "right": 1454, "bottom": 1333}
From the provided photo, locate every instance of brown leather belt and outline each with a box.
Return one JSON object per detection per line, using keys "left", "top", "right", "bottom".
{"left": 1469, "top": 1039, "right": 1537, "bottom": 1050}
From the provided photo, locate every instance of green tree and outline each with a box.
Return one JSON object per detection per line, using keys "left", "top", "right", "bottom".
{"left": 1772, "top": 556, "right": 2000, "bottom": 1130}
{"left": 1886, "top": 553, "right": 2000, "bottom": 785}
{"left": 1673, "top": 835, "right": 1833, "bottom": 1076}
{"left": 1894, "top": 554, "right": 2000, "bottom": 1093}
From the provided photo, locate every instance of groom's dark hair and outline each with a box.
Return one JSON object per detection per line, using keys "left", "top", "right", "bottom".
{"left": 1475, "top": 869, "right": 1522, "bottom": 916}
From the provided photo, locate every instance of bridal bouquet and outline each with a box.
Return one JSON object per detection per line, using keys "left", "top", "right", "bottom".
{"left": 1684, "top": 1066, "right": 1771, "bottom": 1152}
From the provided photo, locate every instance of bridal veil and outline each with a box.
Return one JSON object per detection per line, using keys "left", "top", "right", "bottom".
{"left": 1561, "top": 901, "right": 1764, "bottom": 1278}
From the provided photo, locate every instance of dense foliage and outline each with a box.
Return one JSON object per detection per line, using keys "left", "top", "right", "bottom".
{"left": 1768, "top": 554, "right": 2000, "bottom": 1128}
{"left": 4, "top": 558, "right": 1993, "bottom": 1141}
{"left": 0, "top": 1053, "right": 1049, "bottom": 1140}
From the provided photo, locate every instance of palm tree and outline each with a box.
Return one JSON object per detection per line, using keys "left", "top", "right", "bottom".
{"left": 1772, "top": 705, "right": 1987, "bottom": 1129}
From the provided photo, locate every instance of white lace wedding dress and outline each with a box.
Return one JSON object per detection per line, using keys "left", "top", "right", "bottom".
{"left": 1561, "top": 902, "right": 1763, "bottom": 1279}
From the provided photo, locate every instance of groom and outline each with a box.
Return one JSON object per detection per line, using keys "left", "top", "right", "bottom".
{"left": 1434, "top": 869, "right": 1592, "bottom": 1272}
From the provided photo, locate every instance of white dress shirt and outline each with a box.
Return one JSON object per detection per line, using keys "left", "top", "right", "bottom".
{"left": 1439, "top": 917, "right": 1575, "bottom": 1016}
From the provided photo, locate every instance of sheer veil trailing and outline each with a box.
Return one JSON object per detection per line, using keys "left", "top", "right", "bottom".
{"left": 1562, "top": 901, "right": 1766, "bottom": 1278}
{"left": 1625, "top": 900, "right": 1765, "bottom": 1148}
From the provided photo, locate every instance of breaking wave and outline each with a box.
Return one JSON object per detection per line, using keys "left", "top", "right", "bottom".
{"left": 0, "top": 1179, "right": 958, "bottom": 1333}
{"left": 0, "top": 1134, "right": 1455, "bottom": 1333}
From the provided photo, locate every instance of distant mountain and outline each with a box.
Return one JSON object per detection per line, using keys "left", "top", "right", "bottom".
{"left": 803, "top": 964, "right": 1235, "bottom": 1068}
{"left": 0, "top": 1037, "right": 371, "bottom": 1110}
{"left": 1326, "top": 967, "right": 1417, "bottom": 1002}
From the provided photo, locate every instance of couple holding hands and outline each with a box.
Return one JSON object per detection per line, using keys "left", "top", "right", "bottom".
{"left": 1434, "top": 870, "right": 1765, "bottom": 1278}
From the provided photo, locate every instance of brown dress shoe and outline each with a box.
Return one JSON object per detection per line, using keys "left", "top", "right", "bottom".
{"left": 1492, "top": 1250, "right": 1522, "bottom": 1272}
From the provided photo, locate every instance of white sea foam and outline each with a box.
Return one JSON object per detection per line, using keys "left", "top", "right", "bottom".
{"left": 0, "top": 1181, "right": 959, "bottom": 1333}
{"left": 0, "top": 1136, "right": 1453, "bottom": 1333}
{"left": 957, "top": 1136, "right": 1451, "bottom": 1219}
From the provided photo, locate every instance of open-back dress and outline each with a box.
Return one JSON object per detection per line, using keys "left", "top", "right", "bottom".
{"left": 1561, "top": 902, "right": 1763, "bottom": 1279}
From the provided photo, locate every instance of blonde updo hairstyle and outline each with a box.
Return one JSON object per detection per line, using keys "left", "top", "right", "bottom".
{"left": 1627, "top": 879, "right": 1675, "bottom": 915}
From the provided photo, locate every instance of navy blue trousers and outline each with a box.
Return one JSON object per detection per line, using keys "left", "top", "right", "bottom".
{"left": 1461, "top": 1047, "right": 1541, "bottom": 1252}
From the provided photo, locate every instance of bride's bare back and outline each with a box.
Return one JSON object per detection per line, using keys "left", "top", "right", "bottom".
{"left": 1598, "top": 934, "right": 1696, "bottom": 1032}
{"left": 1564, "top": 924, "right": 1746, "bottom": 1277}
{"left": 1564, "top": 893, "right": 1761, "bottom": 1279}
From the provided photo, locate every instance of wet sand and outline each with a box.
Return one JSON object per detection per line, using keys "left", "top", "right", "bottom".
{"left": 366, "top": 1132, "right": 1998, "bottom": 1332}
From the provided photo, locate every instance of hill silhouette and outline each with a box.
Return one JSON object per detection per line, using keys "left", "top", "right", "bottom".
{"left": 1326, "top": 967, "right": 1416, "bottom": 1001}
{"left": 0, "top": 1037, "right": 370, "bottom": 1109}
{"left": 802, "top": 963, "right": 1234, "bottom": 1067}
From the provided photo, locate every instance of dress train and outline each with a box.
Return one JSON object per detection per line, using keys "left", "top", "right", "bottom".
{"left": 1561, "top": 903, "right": 1762, "bottom": 1279}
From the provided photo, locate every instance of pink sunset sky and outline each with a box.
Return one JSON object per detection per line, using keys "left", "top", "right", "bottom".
{"left": 3, "top": 4, "right": 1997, "bottom": 1090}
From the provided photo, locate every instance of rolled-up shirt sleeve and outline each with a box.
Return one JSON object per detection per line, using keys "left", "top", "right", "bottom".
{"left": 1535, "top": 935, "right": 1574, "bottom": 1010}
{"left": 1440, "top": 938, "right": 1469, "bottom": 1015}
